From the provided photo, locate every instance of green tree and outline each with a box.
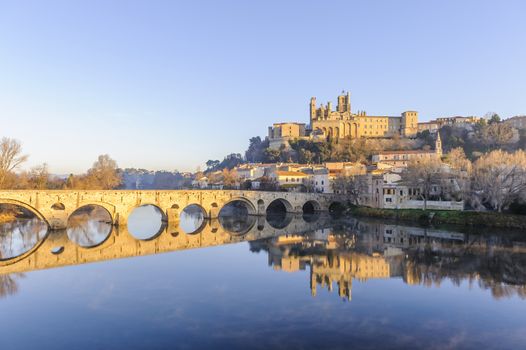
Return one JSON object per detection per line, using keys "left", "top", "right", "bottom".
{"left": 206, "top": 159, "right": 220, "bottom": 171}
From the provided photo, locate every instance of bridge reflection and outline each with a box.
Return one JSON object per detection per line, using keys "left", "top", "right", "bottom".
{"left": 0, "top": 213, "right": 333, "bottom": 274}
{"left": 2, "top": 216, "right": 526, "bottom": 302}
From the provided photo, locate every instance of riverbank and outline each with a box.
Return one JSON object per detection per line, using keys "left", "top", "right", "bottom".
{"left": 0, "top": 212, "right": 17, "bottom": 223}
{"left": 347, "top": 206, "right": 526, "bottom": 230}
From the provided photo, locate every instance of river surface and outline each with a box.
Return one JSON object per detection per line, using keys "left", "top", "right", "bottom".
{"left": 1, "top": 206, "right": 526, "bottom": 349}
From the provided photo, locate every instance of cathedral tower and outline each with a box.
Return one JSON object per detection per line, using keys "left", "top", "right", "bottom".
{"left": 435, "top": 132, "right": 443, "bottom": 157}
{"left": 337, "top": 91, "right": 351, "bottom": 113}
{"left": 310, "top": 97, "right": 317, "bottom": 122}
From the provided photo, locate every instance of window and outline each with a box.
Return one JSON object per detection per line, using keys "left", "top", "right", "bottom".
{"left": 321, "top": 180, "right": 324, "bottom": 185}
{"left": 386, "top": 198, "right": 392, "bottom": 202}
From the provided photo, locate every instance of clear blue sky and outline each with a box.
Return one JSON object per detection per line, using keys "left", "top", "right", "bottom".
{"left": 1, "top": 0, "right": 525, "bottom": 174}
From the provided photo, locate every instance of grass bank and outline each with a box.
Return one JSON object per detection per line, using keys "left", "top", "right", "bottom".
{"left": 347, "top": 206, "right": 526, "bottom": 230}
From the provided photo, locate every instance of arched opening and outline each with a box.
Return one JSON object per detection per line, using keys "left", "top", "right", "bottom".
{"left": 266, "top": 199, "right": 292, "bottom": 215}
{"left": 67, "top": 205, "right": 112, "bottom": 247}
{"left": 180, "top": 204, "right": 206, "bottom": 235}
{"left": 302, "top": 200, "right": 321, "bottom": 214}
{"left": 171, "top": 204, "right": 180, "bottom": 209}
{"left": 302, "top": 200, "right": 321, "bottom": 223}
{"left": 51, "top": 203, "right": 65, "bottom": 210}
{"left": 328, "top": 202, "right": 346, "bottom": 218}
{"left": 266, "top": 199, "right": 293, "bottom": 229}
{"left": 0, "top": 203, "right": 48, "bottom": 260}
{"left": 218, "top": 199, "right": 256, "bottom": 235}
{"left": 127, "top": 204, "right": 166, "bottom": 240}
{"left": 51, "top": 246, "right": 64, "bottom": 255}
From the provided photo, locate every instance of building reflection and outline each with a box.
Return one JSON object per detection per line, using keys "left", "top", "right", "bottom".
{"left": 1, "top": 214, "right": 526, "bottom": 301}
{"left": 250, "top": 219, "right": 526, "bottom": 301}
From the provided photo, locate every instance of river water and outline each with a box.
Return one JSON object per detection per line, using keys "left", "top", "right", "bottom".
{"left": 1, "top": 206, "right": 526, "bottom": 349}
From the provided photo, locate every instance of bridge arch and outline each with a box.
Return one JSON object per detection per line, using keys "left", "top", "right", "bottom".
{"left": 75, "top": 201, "right": 116, "bottom": 224}
{"left": 218, "top": 197, "right": 256, "bottom": 216}
{"left": 302, "top": 200, "right": 321, "bottom": 214}
{"left": 127, "top": 204, "right": 167, "bottom": 240}
{"left": 0, "top": 198, "right": 49, "bottom": 226}
{"left": 66, "top": 204, "right": 113, "bottom": 248}
{"left": 180, "top": 203, "right": 207, "bottom": 235}
{"left": 217, "top": 198, "right": 257, "bottom": 235}
{"left": 266, "top": 198, "right": 293, "bottom": 215}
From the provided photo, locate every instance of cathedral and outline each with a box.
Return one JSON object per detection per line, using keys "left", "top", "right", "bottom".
{"left": 310, "top": 91, "right": 418, "bottom": 139}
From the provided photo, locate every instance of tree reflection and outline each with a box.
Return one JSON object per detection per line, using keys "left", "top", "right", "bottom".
{"left": 67, "top": 206, "right": 112, "bottom": 247}
{"left": 0, "top": 219, "right": 48, "bottom": 260}
{"left": 251, "top": 219, "right": 526, "bottom": 301}
{"left": 0, "top": 273, "right": 24, "bottom": 298}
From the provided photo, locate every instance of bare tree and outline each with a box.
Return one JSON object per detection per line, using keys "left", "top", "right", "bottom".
{"left": 332, "top": 174, "right": 368, "bottom": 205}
{"left": 472, "top": 150, "right": 526, "bottom": 212}
{"left": 402, "top": 158, "right": 445, "bottom": 210}
{"left": 86, "top": 154, "right": 122, "bottom": 190}
{"left": 221, "top": 168, "right": 239, "bottom": 189}
{"left": 0, "top": 138, "right": 28, "bottom": 189}
{"left": 479, "top": 123, "right": 515, "bottom": 150}
{"left": 28, "top": 163, "right": 50, "bottom": 189}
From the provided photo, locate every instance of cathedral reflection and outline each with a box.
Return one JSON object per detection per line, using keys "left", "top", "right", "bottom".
{"left": 1, "top": 214, "right": 526, "bottom": 301}
{"left": 250, "top": 219, "right": 526, "bottom": 301}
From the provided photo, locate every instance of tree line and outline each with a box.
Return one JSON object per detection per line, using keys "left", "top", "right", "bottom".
{"left": 0, "top": 137, "right": 121, "bottom": 190}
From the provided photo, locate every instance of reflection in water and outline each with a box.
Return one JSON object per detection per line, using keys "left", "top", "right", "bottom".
{"left": 67, "top": 206, "right": 112, "bottom": 247}
{"left": 252, "top": 219, "right": 526, "bottom": 301}
{"left": 0, "top": 219, "right": 48, "bottom": 260}
{"left": 302, "top": 211, "right": 320, "bottom": 223}
{"left": 179, "top": 204, "right": 205, "bottom": 234}
{"left": 2, "top": 211, "right": 526, "bottom": 349}
{"left": 0, "top": 273, "right": 24, "bottom": 299}
{"left": 127, "top": 205, "right": 165, "bottom": 240}
{"left": 2, "top": 213, "right": 526, "bottom": 303}
{"left": 218, "top": 214, "right": 256, "bottom": 235}
{"left": 218, "top": 200, "right": 256, "bottom": 234}
{"left": 266, "top": 212, "right": 293, "bottom": 229}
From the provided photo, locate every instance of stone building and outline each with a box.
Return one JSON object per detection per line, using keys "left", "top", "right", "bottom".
{"left": 418, "top": 115, "right": 482, "bottom": 133}
{"left": 268, "top": 122, "right": 307, "bottom": 149}
{"left": 310, "top": 91, "right": 419, "bottom": 139}
{"left": 371, "top": 133, "right": 443, "bottom": 167}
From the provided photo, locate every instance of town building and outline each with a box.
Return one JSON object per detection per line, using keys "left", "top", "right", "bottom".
{"left": 268, "top": 122, "right": 307, "bottom": 149}
{"left": 417, "top": 115, "right": 482, "bottom": 133}
{"left": 269, "top": 170, "right": 308, "bottom": 191}
{"left": 371, "top": 133, "right": 443, "bottom": 167}
{"left": 235, "top": 163, "right": 267, "bottom": 181}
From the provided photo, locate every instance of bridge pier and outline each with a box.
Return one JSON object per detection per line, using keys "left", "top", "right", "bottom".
{"left": 165, "top": 208, "right": 179, "bottom": 224}
{"left": 205, "top": 206, "right": 220, "bottom": 219}
{"left": 114, "top": 211, "right": 129, "bottom": 227}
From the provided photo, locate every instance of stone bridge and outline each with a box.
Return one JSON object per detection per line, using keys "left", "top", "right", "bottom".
{"left": 0, "top": 190, "right": 345, "bottom": 230}
{"left": 0, "top": 215, "right": 333, "bottom": 274}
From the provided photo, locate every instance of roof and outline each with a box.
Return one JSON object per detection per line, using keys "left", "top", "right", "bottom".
{"left": 275, "top": 171, "right": 308, "bottom": 177}
{"left": 374, "top": 150, "right": 436, "bottom": 155}
{"left": 272, "top": 122, "right": 306, "bottom": 126}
